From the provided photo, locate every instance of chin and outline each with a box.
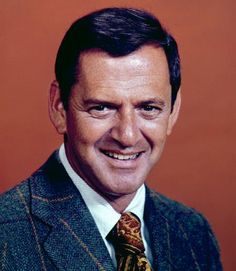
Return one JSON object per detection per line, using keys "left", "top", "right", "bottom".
{"left": 104, "top": 178, "right": 144, "bottom": 196}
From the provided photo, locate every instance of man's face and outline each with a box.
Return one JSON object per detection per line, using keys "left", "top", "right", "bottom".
{"left": 53, "top": 45, "right": 180, "bottom": 201}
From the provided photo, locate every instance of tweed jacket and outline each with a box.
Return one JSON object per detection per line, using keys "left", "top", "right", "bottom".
{"left": 0, "top": 151, "right": 222, "bottom": 271}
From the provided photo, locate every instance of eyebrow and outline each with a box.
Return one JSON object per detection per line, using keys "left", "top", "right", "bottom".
{"left": 83, "top": 98, "right": 118, "bottom": 106}
{"left": 137, "top": 99, "right": 166, "bottom": 107}
{"left": 82, "top": 98, "right": 166, "bottom": 107}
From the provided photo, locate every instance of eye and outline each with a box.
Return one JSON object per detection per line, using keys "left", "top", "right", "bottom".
{"left": 88, "top": 104, "right": 115, "bottom": 118}
{"left": 91, "top": 105, "right": 108, "bottom": 111}
{"left": 139, "top": 105, "right": 162, "bottom": 119}
{"left": 142, "top": 105, "right": 158, "bottom": 111}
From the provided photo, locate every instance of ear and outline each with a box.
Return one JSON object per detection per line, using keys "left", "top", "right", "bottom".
{"left": 167, "top": 89, "right": 181, "bottom": 135}
{"left": 48, "top": 80, "right": 67, "bottom": 134}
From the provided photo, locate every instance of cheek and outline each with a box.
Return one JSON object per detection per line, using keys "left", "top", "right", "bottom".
{"left": 67, "top": 115, "right": 113, "bottom": 145}
{"left": 140, "top": 117, "right": 169, "bottom": 144}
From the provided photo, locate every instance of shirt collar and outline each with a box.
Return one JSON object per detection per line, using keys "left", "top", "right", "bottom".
{"left": 59, "top": 144, "right": 146, "bottom": 239}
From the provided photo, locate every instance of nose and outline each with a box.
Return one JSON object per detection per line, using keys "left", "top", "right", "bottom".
{"left": 110, "top": 109, "right": 141, "bottom": 147}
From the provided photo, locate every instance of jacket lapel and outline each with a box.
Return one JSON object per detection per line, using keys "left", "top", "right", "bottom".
{"left": 30, "top": 152, "right": 115, "bottom": 271}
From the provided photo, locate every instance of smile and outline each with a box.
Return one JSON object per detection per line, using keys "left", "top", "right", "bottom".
{"left": 102, "top": 151, "right": 141, "bottom": 160}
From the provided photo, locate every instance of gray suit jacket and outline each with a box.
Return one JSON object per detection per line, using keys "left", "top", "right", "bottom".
{"left": 0, "top": 151, "right": 222, "bottom": 270}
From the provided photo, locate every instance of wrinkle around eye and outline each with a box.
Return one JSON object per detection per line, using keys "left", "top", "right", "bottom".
{"left": 88, "top": 107, "right": 115, "bottom": 119}
{"left": 138, "top": 107, "right": 163, "bottom": 120}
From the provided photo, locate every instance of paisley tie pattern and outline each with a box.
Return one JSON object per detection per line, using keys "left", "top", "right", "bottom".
{"left": 108, "top": 212, "right": 152, "bottom": 271}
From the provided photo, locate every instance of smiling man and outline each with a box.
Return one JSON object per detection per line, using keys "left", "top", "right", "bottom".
{"left": 0, "top": 8, "right": 222, "bottom": 271}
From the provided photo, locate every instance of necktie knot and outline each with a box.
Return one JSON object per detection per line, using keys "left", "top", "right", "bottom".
{"left": 107, "top": 212, "right": 152, "bottom": 270}
{"left": 115, "top": 212, "right": 145, "bottom": 253}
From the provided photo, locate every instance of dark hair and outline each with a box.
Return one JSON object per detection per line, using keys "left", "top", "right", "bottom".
{"left": 55, "top": 7, "right": 181, "bottom": 109}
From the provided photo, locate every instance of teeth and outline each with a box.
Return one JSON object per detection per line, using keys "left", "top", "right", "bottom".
{"left": 104, "top": 151, "right": 139, "bottom": 160}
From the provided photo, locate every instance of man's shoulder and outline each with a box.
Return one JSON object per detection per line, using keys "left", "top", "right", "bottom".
{"left": 0, "top": 180, "right": 31, "bottom": 224}
{"left": 146, "top": 188, "right": 210, "bottom": 229}
{"left": 0, "top": 151, "right": 59, "bottom": 224}
{"left": 145, "top": 188, "right": 222, "bottom": 269}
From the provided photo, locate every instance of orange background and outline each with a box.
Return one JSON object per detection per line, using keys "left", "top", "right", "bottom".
{"left": 0, "top": 1, "right": 235, "bottom": 270}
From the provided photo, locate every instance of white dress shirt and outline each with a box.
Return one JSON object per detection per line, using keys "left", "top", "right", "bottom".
{"left": 59, "top": 144, "right": 153, "bottom": 267}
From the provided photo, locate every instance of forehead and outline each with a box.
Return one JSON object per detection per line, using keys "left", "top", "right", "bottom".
{"left": 74, "top": 45, "right": 171, "bottom": 101}
{"left": 79, "top": 46, "right": 169, "bottom": 80}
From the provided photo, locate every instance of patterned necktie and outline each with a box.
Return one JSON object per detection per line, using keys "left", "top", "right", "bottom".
{"left": 108, "top": 212, "right": 152, "bottom": 271}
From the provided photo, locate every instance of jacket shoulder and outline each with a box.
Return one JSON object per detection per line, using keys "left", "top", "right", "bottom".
{"left": 0, "top": 151, "right": 61, "bottom": 225}
{"left": 147, "top": 189, "right": 221, "bottom": 251}
{"left": 0, "top": 180, "right": 31, "bottom": 224}
{"left": 146, "top": 189, "right": 222, "bottom": 270}
{"left": 148, "top": 189, "right": 207, "bottom": 225}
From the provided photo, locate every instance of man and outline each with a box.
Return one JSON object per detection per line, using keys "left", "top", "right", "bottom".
{"left": 0, "top": 7, "right": 222, "bottom": 271}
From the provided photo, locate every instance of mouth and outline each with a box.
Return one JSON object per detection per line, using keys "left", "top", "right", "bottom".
{"left": 101, "top": 150, "right": 142, "bottom": 161}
